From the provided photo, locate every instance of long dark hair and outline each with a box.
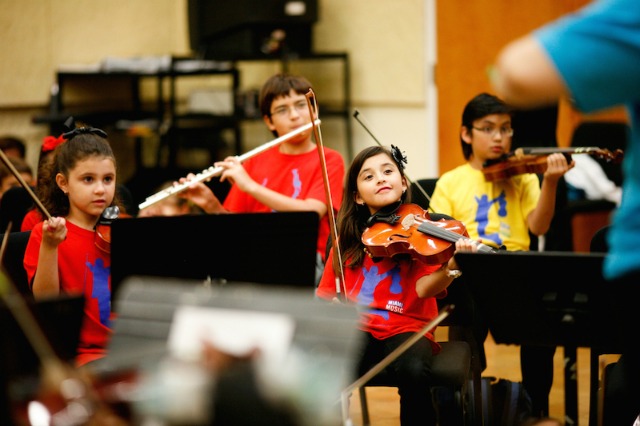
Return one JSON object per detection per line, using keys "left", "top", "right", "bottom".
{"left": 37, "top": 127, "right": 120, "bottom": 218}
{"left": 335, "top": 145, "right": 410, "bottom": 270}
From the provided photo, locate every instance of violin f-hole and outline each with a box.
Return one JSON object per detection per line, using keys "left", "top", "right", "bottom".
{"left": 388, "top": 232, "right": 412, "bottom": 241}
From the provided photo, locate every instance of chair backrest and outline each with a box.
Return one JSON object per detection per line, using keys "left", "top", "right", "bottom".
{"left": 0, "top": 186, "right": 34, "bottom": 232}
{"left": 511, "top": 104, "right": 559, "bottom": 149}
{"left": 570, "top": 121, "right": 629, "bottom": 187}
{"left": 410, "top": 178, "right": 438, "bottom": 211}
{"left": 0, "top": 231, "right": 32, "bottom": 297}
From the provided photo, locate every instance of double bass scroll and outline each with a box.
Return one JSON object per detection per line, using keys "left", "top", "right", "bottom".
{"left": 138, "top": 119, "right": 321, "bottom": 210}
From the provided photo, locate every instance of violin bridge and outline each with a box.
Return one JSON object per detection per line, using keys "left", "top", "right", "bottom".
{"left": 401, "top": 214, "right": 416, "bottom": 230}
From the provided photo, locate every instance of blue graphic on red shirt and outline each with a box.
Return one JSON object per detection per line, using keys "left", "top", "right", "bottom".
{"left": 291, "top": 169, "right": 301, "bottom": 199}
{"left": 87, "top": 258, "right": 111, "bottom": 327}
{"left": 357, "top": 263, "right": 402, "bottom": 320}
{"left": 475, "top": 190, "right": 507, "bottom": 246}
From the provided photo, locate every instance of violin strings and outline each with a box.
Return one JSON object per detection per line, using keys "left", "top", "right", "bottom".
{"left": 417, "top": 222, "right": 462, "bottom": 244}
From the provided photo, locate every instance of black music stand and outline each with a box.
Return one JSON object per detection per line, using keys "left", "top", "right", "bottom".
{"left": 454, "top": 251, "right": 620, "bottom": 426}
{"left": 110, "top": 212, "right": 319, "bottom": 307}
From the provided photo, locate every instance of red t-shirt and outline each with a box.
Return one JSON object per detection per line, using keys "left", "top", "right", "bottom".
{"left": 317, "top": 249, "right": 444, "bottom": 352}
{"left": 24, "top": 220, "right": 113, "bottom": 366}
{"left": 223, "top": 145, "right": 344, "bottom": 260}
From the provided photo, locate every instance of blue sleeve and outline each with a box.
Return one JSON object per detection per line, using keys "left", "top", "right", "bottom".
{"left": 534, "top": 0, "right": 640, "bottom": 112}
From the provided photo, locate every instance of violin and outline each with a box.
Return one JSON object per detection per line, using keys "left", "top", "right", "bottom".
{"left": 93, "top": 206, "right": 127, "bottom": 254}
{"left": 482, "top": 146, "right": 623, "bottom": 182}
{"left": 361, "top": 203, "right": 497, "bottom": 265}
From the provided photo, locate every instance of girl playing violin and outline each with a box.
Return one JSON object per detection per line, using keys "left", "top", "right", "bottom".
{"left": 23, "top": 122, "right": 123, "bottom": 367}
{"left": 316, "top": 145, "right": 477, "bottom": 426}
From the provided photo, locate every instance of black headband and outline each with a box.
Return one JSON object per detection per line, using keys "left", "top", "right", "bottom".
{"left": 62, "top": 116, "right": 108, "bottom": 140}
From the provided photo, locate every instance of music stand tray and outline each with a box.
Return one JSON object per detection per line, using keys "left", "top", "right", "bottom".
{"left": 454, "top": 250, "right": 609, "bottom": 349}
{"left": 110, "top": 212, "right": 319, "bottom": 304}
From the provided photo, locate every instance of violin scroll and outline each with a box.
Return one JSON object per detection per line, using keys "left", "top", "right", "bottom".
{"left": 588, "top": 147, "right": 624, "bottom": 163}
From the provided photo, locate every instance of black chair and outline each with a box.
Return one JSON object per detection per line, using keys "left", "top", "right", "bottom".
{"left": 0, "top": 186, "right": 34, "bottom": 232}
{"left": 410, "top": 178, "right": 439, "bottom": 212}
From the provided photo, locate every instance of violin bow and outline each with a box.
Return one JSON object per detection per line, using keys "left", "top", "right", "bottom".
{"left": 305, "top": 89, "right": 347, "bottom": 299}
{"left": 353, "top": 110, "right": 436, "bottom": 214}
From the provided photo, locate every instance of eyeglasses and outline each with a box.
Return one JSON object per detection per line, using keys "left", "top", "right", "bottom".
{"left": 472, "top": 126, "right": 514, "bottom": 138}
{"left": 270, "top": 100, "right": 309, "bottom": 118}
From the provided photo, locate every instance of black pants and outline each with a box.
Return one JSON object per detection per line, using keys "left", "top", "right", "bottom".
{"left": 358, "top": 331, "right": 437, "bottom": 426}
{"left": 521, "top": 345, "right": 556, "bottom": 417}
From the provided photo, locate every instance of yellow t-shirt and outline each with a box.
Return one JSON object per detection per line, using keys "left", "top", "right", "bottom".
{"left": 429, "top": 163, "right": 540, "bottom": 251}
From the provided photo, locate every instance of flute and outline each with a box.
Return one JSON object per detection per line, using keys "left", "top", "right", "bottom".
{"left": 138, "top": 119, "right": 321, "bottom": 210}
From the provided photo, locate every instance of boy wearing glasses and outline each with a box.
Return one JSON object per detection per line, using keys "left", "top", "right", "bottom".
{"left": 180, "top": 73, "right": 345, "bottom": 282}
{"left": 429, "top": 92, "right": 573, "bottom": 418}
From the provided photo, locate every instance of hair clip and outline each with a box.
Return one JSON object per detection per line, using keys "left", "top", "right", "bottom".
{"left": 391, "top": 144, "right": 408, "bottom": 171}
{"left": 42, "top": 134, "right": 66, "bottom": 153}
{"left": 61, "top": 116, "right": 108, "bottom": 140}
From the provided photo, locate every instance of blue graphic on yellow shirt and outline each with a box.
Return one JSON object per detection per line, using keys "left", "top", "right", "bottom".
{"left": 87, "top": 258, "right": 111, "bottom": 327}
{"left": 475, "top": 190, "right": 507, "bottom": 246}
{"left": 357, "top": 263, "right": 402, "bottom": 320}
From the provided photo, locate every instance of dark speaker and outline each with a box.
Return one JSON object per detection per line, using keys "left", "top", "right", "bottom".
{"left": 201, "top": 24, "right": 313, "bottom": 59}
{"left": 188, "top": 0, "right": 318, "bottom": 59}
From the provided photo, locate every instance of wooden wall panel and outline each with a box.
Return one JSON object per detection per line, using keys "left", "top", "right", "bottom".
{"left": 435, "top": 0, "right": 591, "bottom": 174}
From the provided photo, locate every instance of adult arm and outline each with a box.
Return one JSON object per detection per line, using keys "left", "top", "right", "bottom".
{"left": 491, "top": 36, "right": 569, "bottom": 109}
